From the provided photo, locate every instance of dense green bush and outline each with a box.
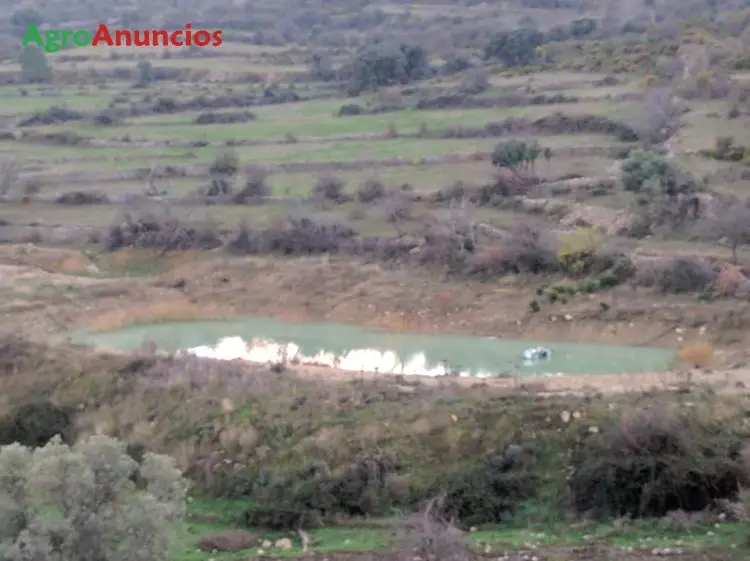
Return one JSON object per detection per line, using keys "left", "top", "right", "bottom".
{"left": 244, "top": 455, "right": 405, "bottom": 529}
{"left": 569, "top": 407, "right": 745, "bottom": 518}
{"left": 620, "top": 149, "right": 676, "bottom": 194}
{"left": 243, "top": 446, "right": 538, "bottom": 530}
{"left": 433, "top": 447, "right": 537, "bottom": 526}
{"left": 484, "top": 28, "right": 545, "bottom": 67}
{"left": 0, "top": 435, "right": 187, "bottom": 561}
{"left": 346, "top": 43, "right": 433, "bottom": 95}
{"left": 0, "top": 402, "right": 74, "bottom": 448}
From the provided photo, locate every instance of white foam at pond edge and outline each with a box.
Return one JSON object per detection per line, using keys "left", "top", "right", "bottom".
{"left": 181, "top": 336, "right": 564, "bottom": 377}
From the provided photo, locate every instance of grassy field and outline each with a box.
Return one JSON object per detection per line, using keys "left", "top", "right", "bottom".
{"left": 176, "top": 497, "right": 747, "bottom": 560}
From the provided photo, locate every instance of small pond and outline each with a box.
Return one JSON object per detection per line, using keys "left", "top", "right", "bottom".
{"left": 71, "top": 317, "right": 675, "bottom": 376}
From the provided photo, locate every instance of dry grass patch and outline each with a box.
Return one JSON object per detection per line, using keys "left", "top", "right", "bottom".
{"left": 0, "top": 245, "right": 98, "bottom": 275}
{"left": 86, "top": 298, "right": 233, "bottom": 332}
{"left": 677, "top": 342, "right": 715, "bottom": 369}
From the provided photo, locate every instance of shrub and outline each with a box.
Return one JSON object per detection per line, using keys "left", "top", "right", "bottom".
{"left": 194, "top": 111, "right": 255, "bottom": 125}
{"left": 484, "top": 28, "right": 545, "bottom": 67}
{"left": 244, "top": 455, "right": 400, "bottom": 530}
{"left": 635, "top": 257, "right": 717, "bottom": 294}
{"left": 466, "top": 225, "right": 558, "bottom": 278}
{"left": 209, "top": 151, "right": 239, "bottom": 176}
{"left": 0, "top": 402, "right": 74, "bottom": 448}
{"left": 570, "top": 407, "right": 744, "bottom": 518}
{"left": 337, "top": 103, "right": 366, "bottom": 116}
{"left": 403, "top": 500, "right": 473, "bottom": 561}
{"left": 0, "top": 434, "right": 187, "bottom": 561}
{"left": 677, "top": 342, "right": 714, "bottom": 368}
{"left": 54, "top": 191, "right": 110, "bottom": 205}
{"left": 346, "top": 43, "right": 433, "bottom": 95}
{"left": 717, "top": 265, "right": 744, "bottom": 296}
{"left": 458, "top": 69, "right": 489, "bottom": 94}
{"left": 620, "top": 150, "right": 676, "bottom": 194}
{"left": 233, "top": 168, "right": 270, "bottom": 202}
{"left": 104, "top": 210, "right": 223, "bottom": 252}
{"left": 433, "top": 448, "right": 536, "bottom": 526}
{"left": 383, "top": 192, "right": 413, "bottom": 222}
{"left": 557, "top": 226, "right": 602, "bottom": 277}
{"left": 312, "top": 174, "right": 347, "bottom": 203}
{"left": 356, "top": 177, "right": 386, "bottom": 203}
{"left": 228, "top": 216, "right": 357, "bottom": 256}
{"left": 18, "top": 106, "right": 83, "bottom": 127}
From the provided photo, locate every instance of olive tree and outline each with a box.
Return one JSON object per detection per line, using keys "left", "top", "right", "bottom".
{"left": 620, "top": 149, "right": 676, "bottom": 194}
{"left": 491, "top": 139, "right": 543, "bottom": 178}
{"left": 0, "top": 435, "right": 187, "bottom": 561}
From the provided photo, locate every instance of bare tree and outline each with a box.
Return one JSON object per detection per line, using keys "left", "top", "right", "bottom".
{"left": 0, "top": 160, "right": 19, "bottom": 197}
{"left": 632, "top": 86, "right": 681, "bottom": 146}
{"left": 144, "top": 160, "right": 158, "bottom": 196}
{"left": 698, "top": 203, "right": 750, "bottom": 263}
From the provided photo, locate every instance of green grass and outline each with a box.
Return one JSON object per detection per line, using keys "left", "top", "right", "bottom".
{"left": 38, "top": 153, "right": 616, "bottom": 198}
{"left": 3, "top": 134, "right": 617, "bottom": 173}
{"left": 0, "top": 201, "right": 278, "bottom": 228}
{"left": 0, "top": 90, "right": 115, "bottom": 116}
{"left": 30, "top": 98, "right": 637, "bottom": 142}
{"left": 176, "top": 498, "right": 747, "bottom": 561}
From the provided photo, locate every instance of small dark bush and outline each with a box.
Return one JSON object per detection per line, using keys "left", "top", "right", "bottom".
{"left": 465, "top": 225, "right": 558, "bottom": 279}
{"left": 209, "top": 151, "right": 239, "bottom": 176}
{"left": 337, "top": 103, "right": 366, "bottom": 116}
{"left": 244, "top": 455, "right": 400, "bottom": 530}
{"left": 0, "top": 401, "right": 74, "bottom": 447}
{"left": 312, "top": 174, "right": 348, "bottom": 203}
{"left": 228, "top": 216, "right": 357, "bottom": 256}
{"left": 18, "top": 106, "right": 84, "bottom": 127}
{"left": 383, "top": 192, "right": 414, "bottom": 222}
{"left": 233, "top": 168, "right": 270, "bottom": 202}
{"left": 21, "top": 130, "right": 86, "bottom": 145}
{"left": 151, "top": 97, "right": 179, "bottom": 113}
{"left": 433, "top": 447, "right": 536, "bottom": 526}
{"left": 55, "top": 190, "right": 110, "bottom": 204}
{"left": 194, "top": 111, "right": 256, "bottom": 125}
{"left": 635, "top": 258, "right": 718, "bottom": 294}
{"left": 570, "top": 407, "right": 744, "bottom": 518}
{"left": 104, "top": 211, "right": 223, "bottom": 252}
{"left": 356, "top": 177, "right": 386, "bottom": 203}
{"left": 431, "top": 182, "right": 468, "bottom": 204}
{"left": 91, "top": 111, "right": 123, "bottom": 126}
{"left": 404, "top": 500, "right": 474, "bottom": 561}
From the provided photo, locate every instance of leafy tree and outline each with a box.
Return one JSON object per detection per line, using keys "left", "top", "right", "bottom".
{"left": 310, "top": 53, "right": 335, "bottom": 81}
{"left": 19, "top": 45, "right": 51, "bottom": 83}
{"left": 543, "top": 146, "right": 553, "bottom": 170}
{"left": 491, "top": 139, "right": 543, "bottom": 177}
{"left": 484, "top": 28, "right": 546, "bottom": 67}
{"left": 0, "top": 435, "right": 187, "bottom": 561}
{"left": 569, "top": 18, "right": 596, "bottom": 38}
{"left": 525, "top": 140, "right": 542, "bottom": 176}
{"left": 620, "top": 150, "right": 676, "bottom": 194}
{"left": 135, "top": 59, "right": 153, "bottom": 85}
{"left": 347, "top": 43, "right": 433, "bottom": 95}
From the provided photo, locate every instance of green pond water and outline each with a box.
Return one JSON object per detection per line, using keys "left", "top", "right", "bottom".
{"left": 71, "top": 317, "right": 675, "bottom": 376}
